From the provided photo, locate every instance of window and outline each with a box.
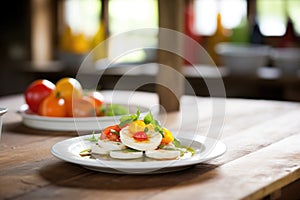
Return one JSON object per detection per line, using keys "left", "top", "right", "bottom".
{"left": 257, "top": 0, "right": 300, "bottom": 36}
{"left": 193, "top": 0, "right": 247, "bottom": 36}
{"left": 257, "top": 0, "right": 286, "bottom": 36}
{"left": 108, "top": 0, "right": 158, "bottom": 63}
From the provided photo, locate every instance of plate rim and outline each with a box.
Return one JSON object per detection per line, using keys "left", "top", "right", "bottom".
{"left": 19, "top": 104, "right": 152, "bottom": 131}
{"left": 19, "top": 103, "right": 150, "bottom": 122}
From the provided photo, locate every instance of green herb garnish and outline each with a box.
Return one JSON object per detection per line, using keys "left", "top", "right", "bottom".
{"left": 85, "top": 131, "right": 98, "bottom": 142}
{"left": 119, "top": 109, "right": 140, "bottom": 127}
{"left": 143, "top": 112, "right": 164, "bottom": 136}
{"left": 172, "top": 138, "right": 181, "bottom": 148}
{"left": 143, "top": 112, "right": 153, "bottom": 124}
{"left": 110, "top": 129, "right": 120, "bottom": 136}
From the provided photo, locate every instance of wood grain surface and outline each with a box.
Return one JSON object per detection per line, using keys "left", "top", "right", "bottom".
{"left": 1, "top": 91, "right": 300, "bottom": 200}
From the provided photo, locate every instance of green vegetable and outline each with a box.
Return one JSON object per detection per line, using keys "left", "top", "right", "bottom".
{"left": 143, "top": 112, "right": 164, "bottom": 136}
{"left": 143, "top": 112, "right": 153, "bottom": 124}
{"left": 172, "top": 138, "right": 181, "bottom": 148}
{"left": 85, "top": 131, "right": 98, "bottom": 142}
{"left": 110, "top": 129, "right": 119, "bottom": 136}
{"left": 100, "top": 104, "right": 128, "bottom": 116}
{"left": 119, "top": 110, "right": 164, "bottom": 136}
{"left": 119, "top": 109, "right": 140, "bottom": 127}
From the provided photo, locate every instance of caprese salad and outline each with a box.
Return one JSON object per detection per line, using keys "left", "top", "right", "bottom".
{"left": 81, "top": 110, "right": 194, "bottom": 160}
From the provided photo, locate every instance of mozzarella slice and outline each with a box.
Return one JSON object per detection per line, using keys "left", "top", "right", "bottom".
{"left": 97, "top": 139, "right": 126, "bottom": 151}
{"left": 120, "top": 127, "right": 162, "bottom": 151}
{"left": 91, "top": 143, "right": 109, "bottom": 155}
{"left": 110, "top": 150, "right": 143, "bottom": 159}
{"left": 145, "top": 149, "right": 181, "bottom": 160}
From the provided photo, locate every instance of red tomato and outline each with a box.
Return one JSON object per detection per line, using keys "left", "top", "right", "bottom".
{"left": 38, "top": 94, "right": 67, "bottom": 117}
{"left": 85, "top": 91, "right": 104, "bottom": 116}
{"left": 24, "top": 80, "right": 55, "bottom": 113}
{"left": 100, "top": 125, "right": 121, "bottom": 142}
{"left": 133, "top": 131, "right": 148, "bottom": 141}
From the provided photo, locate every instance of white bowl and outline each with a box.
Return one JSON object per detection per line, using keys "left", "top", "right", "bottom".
{"left": 0, "top": 108, "right": 8, "bottom": 139}
{"left": 215, "top": 42, "right": 270, "bottom": 75}
{"left": 270, "top": 48, "right": 300, "bottom": 75}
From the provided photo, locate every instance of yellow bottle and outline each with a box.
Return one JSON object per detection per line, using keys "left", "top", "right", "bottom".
{"left": 91, "top": 20, "right": 107, "bottom": 61}
{"left": 59, "top": 25, "right": 73, "bottom": 52}
{"left": 206, "top": 12, "right": 230, "bottom": 66}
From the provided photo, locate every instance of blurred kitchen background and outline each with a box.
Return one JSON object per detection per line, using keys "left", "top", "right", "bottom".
{"left": 1, "top": 0, "right": 300, "bottom": 101}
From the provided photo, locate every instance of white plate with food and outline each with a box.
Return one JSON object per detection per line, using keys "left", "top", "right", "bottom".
{"left": 19, "top": 104, "right": 151, "bottom": 131}
{"left": 51, "top": 134, "right": 226, "bottom": 174}
{"left": 51, "top": 111, "right": 226, "bottom": 174}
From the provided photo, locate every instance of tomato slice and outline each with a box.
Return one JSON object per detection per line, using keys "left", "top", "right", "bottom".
{"left": 101, "top": 125, "right": 121, "bottom": 142}
{"left": 133, "top": 131, "right": 148, "bottom": 141}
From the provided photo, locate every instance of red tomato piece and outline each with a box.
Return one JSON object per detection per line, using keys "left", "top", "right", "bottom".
{"left": 24, "top": 80, "right": 55, "bottom": 113}
{"left": 101, "top": 125, "right": 121, "bottom": 142}
{"left": 133, "top": 131, "right": 148, "bottom": 141}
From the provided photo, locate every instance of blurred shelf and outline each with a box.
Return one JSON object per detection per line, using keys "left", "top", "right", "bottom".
{"left": 1, "top": 60, "right": 300, "bottom": 101}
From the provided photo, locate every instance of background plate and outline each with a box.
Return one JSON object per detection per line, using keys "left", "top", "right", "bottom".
{"left": 20, "top": 104, "right": 150, "bottom": 131}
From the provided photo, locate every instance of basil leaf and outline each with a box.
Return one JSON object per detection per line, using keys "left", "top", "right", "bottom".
{"left": 119, "top": 118, "right": 134, "bottom": 127}
{"left": 118, "top": 108, "right": 141, "bottom": 127}
{"left": 143, "top": 112, "right": 153, "bottom": 124}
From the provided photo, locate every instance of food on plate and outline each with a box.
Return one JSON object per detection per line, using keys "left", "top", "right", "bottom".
{"left": 55, "top": 77, "right": 83, "bottom": 117}
{"left": 85, "top": 91, "right": 104, "bottom": 116}
{"left": 23, "top": 78, "right": 129, "bottom": 118}
{"left": 145, "top": 149, "right": 181, "bottom": 160}
{"left": 38, "top": 93, "right": 67, "bottom": 117}
{"left": 55, "top": 77, "right": 83, "bottom": 101}
{"left": 24, "top": 79, "right": 55, "bottom": 113}
{"left": 120, "top": 125, "right": 162, "bottom": 151}
{"left": 99, "top": 104, "right": 128, "bottom": 116}
{"left": 110, "top": 149, "right": 143, "bottom": 159}
{"left": 82, "top": 110, "right": 194, "bottom": 160}
{"left": 68, "top": 97, "right": 95, "bottom": 117}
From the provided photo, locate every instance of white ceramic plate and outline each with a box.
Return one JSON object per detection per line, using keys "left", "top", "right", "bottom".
{"left": 51, "top": 134, "right": 226, "bottom": 174}
{"left": 19, "top": 104, "right": 150, "bottom": 131}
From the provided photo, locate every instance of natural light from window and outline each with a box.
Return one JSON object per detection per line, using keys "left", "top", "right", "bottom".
{"left": 194, "top": 0, "right": 247, "bottom": 36}
{"left": 257, "top": 0, "right": 286, "bottom": 36}
{"left": 108, "top": 0, "right": 158, "bottom": 63}
{"left": 64, "top": 0, "right": 101, "bottom": 37}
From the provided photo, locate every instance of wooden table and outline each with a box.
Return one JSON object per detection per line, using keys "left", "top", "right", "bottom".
{"left": 1, "top": 91, "right": 300, "bottom": 200}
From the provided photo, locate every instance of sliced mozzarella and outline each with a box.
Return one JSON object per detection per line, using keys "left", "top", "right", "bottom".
{"left": 97, "top": 139, "right": 126, "bottom": 151}
{"left": 91, "top": 143, "right": 109, "bottom": 155}
{"left": 145, "top": 149, "right": 181, "bottom": 160}
{"left": 161, "top": 142, "right": 176, "bottom": 149}
{"left": 110, "top": 150, "right": 143, "bottom": 159}
{"left": 120, "top": 127, "right": 162, "bottom": 151}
